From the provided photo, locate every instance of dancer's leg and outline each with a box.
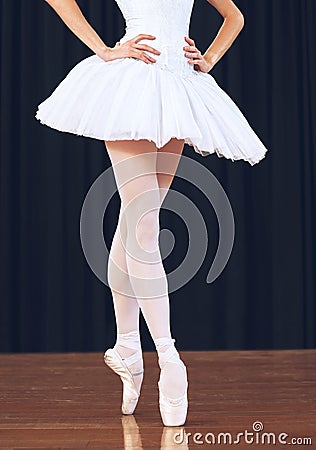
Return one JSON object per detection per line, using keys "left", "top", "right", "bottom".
{"left": 107, "top": 207, "right": 143, "bottom": 392}
{"left": 105, "top": 139, "right": 183, "bottom": 333}
{"left": 106, "top": 139, "right": 184, "bottom": 391}
{"left": 105, "top": 139, "right": 187, "bottom": 399}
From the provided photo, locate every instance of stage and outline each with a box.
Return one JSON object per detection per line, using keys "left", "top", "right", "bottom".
{"left": 0, "top": 350, "right": 315, "bottom": 448}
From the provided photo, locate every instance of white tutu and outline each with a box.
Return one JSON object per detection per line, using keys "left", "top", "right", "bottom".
{"left": 35, "top": 0, "right": 268, "bottom": 166}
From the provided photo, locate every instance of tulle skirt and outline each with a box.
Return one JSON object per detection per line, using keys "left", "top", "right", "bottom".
{"left": 35, "top": 54, "right": 268, "bottom": 165}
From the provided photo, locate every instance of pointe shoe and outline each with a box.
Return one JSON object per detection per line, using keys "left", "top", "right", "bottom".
{"left": 104, "top": 347, "right": 144, "bottom": 415}
{"left": 157, "top": 339, "right": 188, "bottom": 427}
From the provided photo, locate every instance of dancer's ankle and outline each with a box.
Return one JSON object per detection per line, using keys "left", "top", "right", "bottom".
{"left": 114, "top": 330, "right": 144, "bottom": 384}
{"left": 154, "top": 336, "right": 187, "bottom": 399}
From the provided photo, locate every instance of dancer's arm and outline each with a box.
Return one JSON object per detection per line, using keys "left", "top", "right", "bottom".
{"left": 44, "top": 0, "right": 109, "bottom": 57}
{"left": 203, "top": 0, "right": 244, "bottom": 68}
{"left": 43, "top": 0, "right": 161, "bottom": 63}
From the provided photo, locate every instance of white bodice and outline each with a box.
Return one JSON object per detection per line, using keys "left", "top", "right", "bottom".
{"left": 115, "top": 0, "right": 196, "bottom": 78}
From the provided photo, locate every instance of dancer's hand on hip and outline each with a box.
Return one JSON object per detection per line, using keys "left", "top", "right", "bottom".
{"left": 183, "top": 36, "right": 213, "bottom": 73}
{"left": 97, "top": 34, "right": 161, "bottom": 65}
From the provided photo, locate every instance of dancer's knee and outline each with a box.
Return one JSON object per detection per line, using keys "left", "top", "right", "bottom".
{"left": 135, "top": 210, "right": 160, "bottom": 252}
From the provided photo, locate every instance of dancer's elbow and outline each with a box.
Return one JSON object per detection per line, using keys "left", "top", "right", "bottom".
{"left": 236, "top": 13, "right": 245, "bottom": 30}
{"left": 228, "top": 11, "right": 244, "bottom": 29}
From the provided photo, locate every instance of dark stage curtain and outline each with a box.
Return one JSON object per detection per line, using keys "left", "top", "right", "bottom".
{"left": 0, "top": 0, "right": 315, "bottom": 352}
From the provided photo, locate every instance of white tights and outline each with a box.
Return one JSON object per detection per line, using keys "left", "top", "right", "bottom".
{"left": 106, "top": 141, "right": 187, "bottom": 399}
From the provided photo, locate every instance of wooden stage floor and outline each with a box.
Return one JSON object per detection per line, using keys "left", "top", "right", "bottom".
{"left": 0, "top": 350, "right": 315, "bottom": 449}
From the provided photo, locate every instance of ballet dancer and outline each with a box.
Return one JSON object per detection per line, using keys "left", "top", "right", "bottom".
{"left": 36, "top": 0, "right": 268, "bottom": 426}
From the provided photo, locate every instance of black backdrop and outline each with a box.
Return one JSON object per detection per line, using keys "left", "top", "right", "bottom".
{"left": 0, "top": 0, "right": 315, "bottom": 353}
